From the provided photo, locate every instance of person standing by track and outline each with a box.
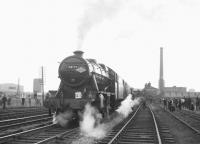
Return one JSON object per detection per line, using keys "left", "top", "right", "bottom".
{"left": 2, "top": 94, "right": 7, "bottom": 109}
{"left": 142, "top": 100, "right": 146, "bottom": 109}
{"left": 196, "top": 97, "right": 199, "bottom": 111}
{"left": 163, "top": 98, "right": 167, "bottom": 109}
{"left": 28, "top": 94, "right": 31, "bottom": 106}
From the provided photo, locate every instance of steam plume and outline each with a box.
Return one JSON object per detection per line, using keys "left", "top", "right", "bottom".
{"left": 117, "top": 94, "right": 141, "bottom": 117}
{"left": 78, "top": 0, "right": 123, "bottom": 49}
{"left": 80, "top": 104, "right": 106, "bottom": 139}
{"left": 77, "top": 94, "right": 141, "bottom": 141}
{"left": 52, "top": 110, "right": 73, "bottom": 127}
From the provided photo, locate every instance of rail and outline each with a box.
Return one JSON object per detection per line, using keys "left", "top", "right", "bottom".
{"left": 35, "top": 128, "right": 79, "bottom": 144}
{"left": 107, "top": 105, "right": 141, "bottom": 144}
{"left": 149, "top": 105, "right": 162, "bottom": 144}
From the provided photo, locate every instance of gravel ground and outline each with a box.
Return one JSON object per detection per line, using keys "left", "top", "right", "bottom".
{"left": 151, "top": 103, "right": 200, "bottom": 144}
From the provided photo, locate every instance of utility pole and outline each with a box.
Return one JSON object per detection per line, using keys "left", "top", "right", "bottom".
{"left": 41, "top": 66, "right": 44, "bottom": 106}
{"left": 16, "top": 78, "right": 20, "bottom": 97}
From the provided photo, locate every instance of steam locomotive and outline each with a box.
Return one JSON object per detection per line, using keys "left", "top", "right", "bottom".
{"left": 45, "top": 50, "right": 133, "bottom": 118}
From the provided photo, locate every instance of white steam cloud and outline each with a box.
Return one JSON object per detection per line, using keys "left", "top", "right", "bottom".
{"left": 52, "top": 110, "right": 73, "bottom": 127}
{"left": 116, "top": 94, "right": 141, "bottom": 117}
{"left": 79, "top": 104, "right": 106, "bottom": 139}
{"left": 75, "top": 94, "right": 141, "bottom": 142}
{"left": 78, "top": 0, "right": 124, "bottom": 49}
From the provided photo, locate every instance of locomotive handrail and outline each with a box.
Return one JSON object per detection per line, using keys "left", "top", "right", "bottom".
{"left": 98, "top": 91, "right": 114, "bottom": 95}
{"left": 92, "top": 74, "right": 99, "bottom": 92}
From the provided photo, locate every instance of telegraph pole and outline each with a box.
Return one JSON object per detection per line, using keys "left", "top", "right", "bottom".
{"left": 41, "top": 66, "right": 44, "bottom": 106}
{"left": 16, "top": 78, "right": 20, "bottom": 97}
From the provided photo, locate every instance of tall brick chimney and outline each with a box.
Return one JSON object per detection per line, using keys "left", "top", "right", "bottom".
{"left": 159, "top": 47, "right": 165, "bottom": 95}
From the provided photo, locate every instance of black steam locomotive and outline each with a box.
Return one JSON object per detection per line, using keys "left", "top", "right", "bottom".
{"left": 45, "top": 50, "right": 133, "bottom": 118}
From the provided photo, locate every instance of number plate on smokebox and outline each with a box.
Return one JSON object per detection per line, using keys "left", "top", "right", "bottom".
{"left": 75, "top": 91, "right": 82, "bottom": 99}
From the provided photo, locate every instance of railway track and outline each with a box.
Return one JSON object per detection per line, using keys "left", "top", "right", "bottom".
{"left": 151, "top": 106, "right": 176, "bottom": 144}
{"left": 0, "top": 107, "right": 48, "bottom": 121}
{"left": 177, "top": 109, "right": 200, "bottom": 121}
{"left": 0, "top": 123, "right": 78, "bottom": 144}
{"left": 34, "top": 127, "right": 79, "bottom": 144}
{"left": 165, "top": 108, "right": 200, "bottom": 134}
{"left": 96, "top": 105, "right": 161, "bottom": 144}
{"left": 0, "top": 107, "right": 140, "bottom": 144}
{"left": 0, "top": 114, "right": 52, "bottom": 137}
{"left": 25, "top": 108, "right": 140, "bottom": 144}
{"left": 0, "top": 107, "right": 46, "bottom": 114}
{"left": 0, "top": 112, "right": 79, "bottom": 144}
{"left": 0, "top": 104, "right": 177, "bottom": 144}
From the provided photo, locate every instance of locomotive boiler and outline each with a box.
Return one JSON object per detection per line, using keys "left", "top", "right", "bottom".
{"left": 45, "top": 50, "right": 133, "bottom": 118}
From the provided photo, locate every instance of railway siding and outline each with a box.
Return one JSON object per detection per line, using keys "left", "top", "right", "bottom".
{"left": 154, "top": 103, "right": 200, "bottom": 144}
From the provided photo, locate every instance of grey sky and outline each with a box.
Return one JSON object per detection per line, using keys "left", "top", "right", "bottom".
{"left": 0, "top": 0, "right": 200, "bottom": 92}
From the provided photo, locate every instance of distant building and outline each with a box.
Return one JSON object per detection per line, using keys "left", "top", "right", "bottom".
{"left": 187, "top": 91, "right": 200, "bottom": 98}
{"left": 143, "top": 82, "right": 159, "bottom": 96}
{"left": 157, "top": 46, "right": 200, "bottom": 98}
{"left": 33, "top": 78, "right": 42, "bottom": 94}
{"left": 188, "top": 89, "right": 195, "bottom": 92}
{"left": 0, "top": 83, "right": 24, "bottom": 96}
{"left": 164, "top": 86, "right": 187, "bottom": 97}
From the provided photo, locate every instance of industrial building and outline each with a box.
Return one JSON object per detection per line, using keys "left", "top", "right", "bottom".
{"left": 158, "top": 47, "right": 199, "bottom": 98}
{"left": 0, "top": 83, "right": 24, "bottom": 96}
{"left": 33, "top": 78, "right": 42, "bottom": 94}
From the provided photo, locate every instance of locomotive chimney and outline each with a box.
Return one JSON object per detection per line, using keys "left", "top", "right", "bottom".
{"left": 73, "top": 50, "right": 84, "bottom": 57}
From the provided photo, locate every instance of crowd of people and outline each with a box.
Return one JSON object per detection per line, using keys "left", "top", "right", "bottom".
{"left": 0, "top": 94, "right": 12, "bottom": 109}
{"left": 162, "top": 97, "right": 200, "bottom": 112}
{"left": 0, "top": 93, "right": 41, "bottom": 109}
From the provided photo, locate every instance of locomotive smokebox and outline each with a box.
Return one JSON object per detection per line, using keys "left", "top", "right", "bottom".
{"left": 73, "top": 50, "right": 84, "bottom": 57}
{"left": 59, "top": 50, "right": 89, "bottom": 87}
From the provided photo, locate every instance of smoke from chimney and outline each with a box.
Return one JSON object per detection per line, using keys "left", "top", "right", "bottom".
{"left": 77, "top": 0, "right": 124, "bottom": 49}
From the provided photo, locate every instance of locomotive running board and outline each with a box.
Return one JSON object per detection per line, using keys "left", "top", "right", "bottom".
{"left": 99, "top": 91, "right": 115, "bottom": 96}
{"left": 92, "top": 74, "right": 99, "bottom": 92}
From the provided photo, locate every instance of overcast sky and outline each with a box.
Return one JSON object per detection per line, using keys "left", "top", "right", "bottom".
{"left": 1, "top": 0, "right": 200, "bottom": 92}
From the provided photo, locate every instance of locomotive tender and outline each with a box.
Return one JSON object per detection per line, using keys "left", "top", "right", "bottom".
{"left": 46, "top": 50, "right": 133, "bottom": 117}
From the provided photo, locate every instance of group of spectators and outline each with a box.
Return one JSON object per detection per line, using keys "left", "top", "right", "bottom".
{"left": 0, "top": 94, "right": 11, "bottom": 109}
{"left": 0, "top": 93, "right": 40, "bottom": 109}
{"left": 162, "top": 97, "right": 200, "bottom": 112}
